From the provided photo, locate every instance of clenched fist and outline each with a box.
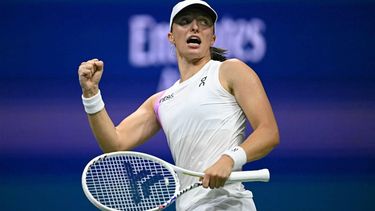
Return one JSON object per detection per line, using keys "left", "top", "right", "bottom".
{"left": 200, "top": 155, "right": 234, "bottom": 189}
{"left": 78, "top": 58, "right": 104, "bottom": 98}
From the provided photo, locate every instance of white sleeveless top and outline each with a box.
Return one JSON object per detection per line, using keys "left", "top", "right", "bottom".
{"left": 157, "top": 60, "right": 253, "bottom": 210}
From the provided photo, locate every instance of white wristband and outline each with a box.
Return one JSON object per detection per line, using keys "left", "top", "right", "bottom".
{"left": 82, "top": 89, "right": 105, "bottom": 114}
{"left": 222, "top": 146, "right": 247, "bottom": 170}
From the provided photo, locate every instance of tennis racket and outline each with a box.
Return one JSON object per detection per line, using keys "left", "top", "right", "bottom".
{"left": 82, "top": 151, "right": 270, "bottom": 211}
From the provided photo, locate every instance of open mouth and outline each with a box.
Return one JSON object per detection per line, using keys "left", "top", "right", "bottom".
{"left": 186, "top": 36, "right": 201, "bottom": 45}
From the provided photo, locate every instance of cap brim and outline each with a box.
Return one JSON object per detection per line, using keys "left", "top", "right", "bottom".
{"left": 175, "top": 3, "right": 217, "bottom": 23}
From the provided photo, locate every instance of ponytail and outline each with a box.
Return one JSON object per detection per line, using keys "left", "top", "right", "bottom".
{"left": 210, "top": 47, "right": 227, "bottom": 61}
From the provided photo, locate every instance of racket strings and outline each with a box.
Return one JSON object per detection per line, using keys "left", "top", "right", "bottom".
{"left": 85, "top": 155, "right": 177, "bottom": 211}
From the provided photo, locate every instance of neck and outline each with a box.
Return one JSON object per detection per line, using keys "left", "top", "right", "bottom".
{"left": 177, "top": 55, "right": 211, "bottom": 82}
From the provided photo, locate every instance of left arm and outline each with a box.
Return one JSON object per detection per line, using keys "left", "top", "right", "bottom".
{"left": 201, "top": 59, "right": 279, "bottom": 188}
{"left": 224, "top": 59, "right": 279, "bottom": 162}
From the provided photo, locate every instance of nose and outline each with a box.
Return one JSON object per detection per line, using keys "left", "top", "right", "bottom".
{"left": 190, "top": 19, "right": 199, "bottom": 32}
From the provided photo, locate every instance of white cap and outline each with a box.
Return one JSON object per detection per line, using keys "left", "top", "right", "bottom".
{"left": 169, "top": 0, "right": 218, "bottom": 31}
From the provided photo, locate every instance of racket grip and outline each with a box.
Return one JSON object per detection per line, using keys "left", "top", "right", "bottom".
{"left": 229, "top": 169, "right": 270, "bottom": 182}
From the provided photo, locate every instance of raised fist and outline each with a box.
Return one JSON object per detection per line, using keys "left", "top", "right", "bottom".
{"left": 78, "top": 58, "right": 104, "bottom": 97}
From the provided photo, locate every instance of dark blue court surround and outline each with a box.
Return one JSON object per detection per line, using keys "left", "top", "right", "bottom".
{"left": 0, "top": 0, "right": 374, "bottom": 210}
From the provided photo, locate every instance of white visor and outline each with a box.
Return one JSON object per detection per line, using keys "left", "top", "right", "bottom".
{"left": 169, "top": 0, "right": 218, "bottom": 31}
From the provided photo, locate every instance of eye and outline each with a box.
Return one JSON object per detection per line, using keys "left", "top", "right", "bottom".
{"left": 197, "top": 16, "right": 213, "bottom": 27}
{"left": 176, "top": 16, "right": 193, "bottom": 25}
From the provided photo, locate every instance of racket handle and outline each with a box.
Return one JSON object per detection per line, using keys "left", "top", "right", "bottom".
{"left": 229, "top": 169, "right": 270, "bottom": 182}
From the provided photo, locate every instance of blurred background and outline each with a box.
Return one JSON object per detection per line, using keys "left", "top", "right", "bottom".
{"left": 0, "top": 0, "right": 374, "bottom": 210}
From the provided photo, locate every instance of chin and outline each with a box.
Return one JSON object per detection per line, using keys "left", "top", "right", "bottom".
{"left": 178, "top": 48, "right": 209, "bottom": 61}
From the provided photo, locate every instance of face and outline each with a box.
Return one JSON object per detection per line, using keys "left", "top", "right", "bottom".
{"left": 168, "top": 7, "right": 216, "bottom": 61}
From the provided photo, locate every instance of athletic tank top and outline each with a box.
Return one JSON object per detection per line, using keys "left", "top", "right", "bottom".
{"left": 157, "top": 60, "right": 253, "bottom": 210}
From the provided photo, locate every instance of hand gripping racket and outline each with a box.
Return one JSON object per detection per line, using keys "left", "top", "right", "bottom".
{"left": 82, "top": 151, "right": 270, "bottom": 211}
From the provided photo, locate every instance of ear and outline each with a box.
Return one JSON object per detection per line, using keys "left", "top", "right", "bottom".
{"left": 168, "top": 32, "right": 175, "bottom": 45}
{"left": 211, "top": 34, "right": 216, "bottom": 46}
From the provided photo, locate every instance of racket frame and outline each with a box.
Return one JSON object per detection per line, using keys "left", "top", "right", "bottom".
{"left": 82, "top": 151, "right": 270, "bottom": 211}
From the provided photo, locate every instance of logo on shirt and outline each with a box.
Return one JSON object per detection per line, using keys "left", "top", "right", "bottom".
{"left": 199, "top": 76, "right": 207, "bottom": 87}
{"left": 159, "top": 93, "right": 174, "bottom": 103}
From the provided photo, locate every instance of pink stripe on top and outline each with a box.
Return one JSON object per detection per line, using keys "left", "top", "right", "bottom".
{"left": 153, "top": 90, "right": 166, "bottom": 124}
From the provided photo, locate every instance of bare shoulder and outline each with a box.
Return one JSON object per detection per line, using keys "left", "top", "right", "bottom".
{"left": 222, "top": 58, "right": 257, "bottom": 72}
{"left": 141, "top": 91, "right": 164, "bottom": 110}
{"left": 219, "top": 59, "right": 259, "bottom": 92}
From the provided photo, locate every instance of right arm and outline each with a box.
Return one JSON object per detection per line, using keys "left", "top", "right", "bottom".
{"left": 78, "top": 59, "right": 161, "bottom": 152}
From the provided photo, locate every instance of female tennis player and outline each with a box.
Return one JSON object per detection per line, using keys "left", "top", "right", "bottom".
{"left": 78, "top": 0, "right": 279, "bottom": 210}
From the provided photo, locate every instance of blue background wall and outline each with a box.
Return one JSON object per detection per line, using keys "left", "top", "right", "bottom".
{"left": 0, "top": 0, "right": 374, "bottom": 210}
